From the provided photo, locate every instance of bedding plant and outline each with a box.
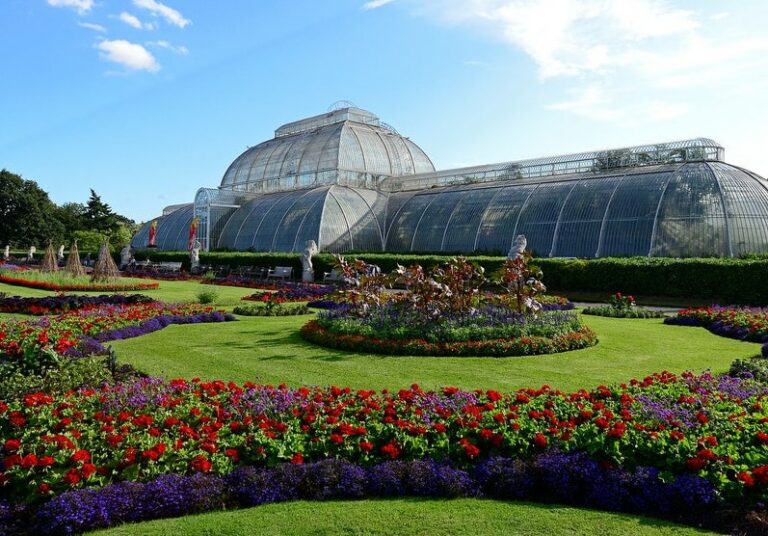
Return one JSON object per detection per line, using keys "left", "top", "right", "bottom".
{"left": 301, "top": 255, "right": 595, "bottom": 357}
{"left": 582, "top": 293, "right": 666, "bottom": 319}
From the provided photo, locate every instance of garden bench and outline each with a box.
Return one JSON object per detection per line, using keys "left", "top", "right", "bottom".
{"left": 157, "top": 262, "right": 182, "bottom": 273}
{"left": 266, "top": 266, "right": 293, "bottom": 281}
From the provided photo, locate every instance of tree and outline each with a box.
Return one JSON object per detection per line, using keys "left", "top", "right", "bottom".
{"left": 85, "top": 189, "right": 120, "bottom": 235}
{"left": 0, "top": 169, "right": 64, "bottom": 247}
{"left": 56, "top": 202, "right": 87, "bottom": 238}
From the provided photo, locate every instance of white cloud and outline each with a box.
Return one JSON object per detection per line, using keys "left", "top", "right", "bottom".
{"left": 77, "top": 21, "right": 106, "bottom": 32}
{"left": 96, "top": 39, "right": 160, "bottom": 72}
{"left": 117, "top": 12, "right": 157, "bottom": 30}
{"left": 408, "top": 0, "right": 768, "bottom": 124}
{"left": 47, "top": 0, "right": 93, "bottom": 14}
{"left": 147, "top": 40, "right": 189, "bottom": 56}
{"left": 363, "top": 0, "right": 396, "bottom": 9}
{"left": 133, "top": 0, "right": 190, "bottom": 28}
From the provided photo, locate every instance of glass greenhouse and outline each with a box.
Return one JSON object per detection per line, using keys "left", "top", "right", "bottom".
{"left": 132, "top": 106, "right": 768, "bottom": 258}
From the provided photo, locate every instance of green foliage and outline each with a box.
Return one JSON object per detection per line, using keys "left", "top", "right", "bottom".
{"left": 729, "top": 358, "right": 768, "bottom": 383}
{"left": 0, "top": 169, "right": 64, "bottom": 246}
{"left": 535, "top": 257, "right": 768, "bottom": 304}
{"left": 196, "top": 288, "right": 219, "bottom": 304}
{"left": 130, "top": 252, "right": 768, "bottom": 304}
{"left": 0, "top": 357, "right": 112, "bottom": 400}
{"left": 233, "top": 303, "right": 310, "bottom": 316}
{"left": 581, "top": 305, "right": 667, "bottom": 318}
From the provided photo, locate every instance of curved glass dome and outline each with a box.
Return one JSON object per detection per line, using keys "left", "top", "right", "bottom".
{"left": 215, "top": 185, "right": 388, "bottom": 253}
{"left": 131, "top": 204, "right": 194, "bottom": 251}
{"left": 385, "top": 162, "right": 768, "bottom": 257}
{"left": 219, "top": 107, "right": 434, "bottom": 194}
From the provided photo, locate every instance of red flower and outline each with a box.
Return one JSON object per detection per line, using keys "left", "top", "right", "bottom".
{"left": 533, "top": 433, "right": 548, "bottom": 449}
{"left": 290, "top": 453, "right": 304, "bottom": 465}
{"left": 359, "top": 441, "right": 374, "bottom": 453}
{"left": 20, "top": 454, "right": 38, "bottom": 470}
{"left": 225, "top": 448, "right": 240, "bottom": 463}
{"left": 190, "top": 455, "right": 212, "bottom": 472}
{"left": 380, "top": 442, "right": 401, "bottom": 459}
{"left": 756, "top": 431, "right": 768, "bottom": 445}
{"left": 738, "top": 471, "right": 755, "bottom": 488}
{"left": 81, "top": 463, "right": 97, "bottom": 479}
{"left": 64, "top": 469, "right": 81, "bottom": 485}
{"left": 4, "top": 439, "right": 20, "bottom": 452}
{"left": 685, "top": 457, "right": 707, "bottom": 472}
{"left": 37, "top": 483, "right": 51, "bottom": 495}
{"left": 330, "top": 433, "right": 344, "bottom": 445}
{"left": 37, "top": 456, "right": 55, "bottom": 467}
{"left": 70, "top": 450, "right": 91, "bottom": 464}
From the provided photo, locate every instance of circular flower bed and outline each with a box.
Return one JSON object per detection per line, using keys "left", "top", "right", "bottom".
{"left": 302, "top": 256, "right": 595, "bottom": 357}
{"left": 302, "top": 314, "right": 596, "bottom": 357}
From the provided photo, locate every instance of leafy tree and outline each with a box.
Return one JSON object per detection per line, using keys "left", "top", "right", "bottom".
{"left": 85, "top": 189, "right": 120, "bottom": 235}
{"left": 0, "top": 169, "right": 64, "bottom": 247}
{"left": 55, "top": 202, "right": 87, "bottom": 237}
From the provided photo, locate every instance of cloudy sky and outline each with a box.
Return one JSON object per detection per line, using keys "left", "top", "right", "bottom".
{"left": 1, "top": 0, "right": 767, "bottom": 221}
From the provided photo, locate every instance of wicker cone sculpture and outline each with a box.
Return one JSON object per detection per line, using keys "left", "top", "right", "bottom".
{"left": 40, "top": 241, "right": 59, "bottom": 273}
{"left": 91, "top": 242, "right": 120, "bottom": 282}
{"left": 65, "top": 241, "right": 85, "bottom": 277}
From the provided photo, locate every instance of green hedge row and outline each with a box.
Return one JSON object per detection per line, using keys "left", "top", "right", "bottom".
{"left": 130, "top": 251, "right": 768, "bottom": 304}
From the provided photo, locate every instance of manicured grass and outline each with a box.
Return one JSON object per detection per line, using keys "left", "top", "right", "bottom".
{"left": 107, "top": 310, "right": 757, "bottom": 393}
{"left": 0, "top": 279, "right": 255, "bottom": 306}
{"left": 90, "top": 499, "right": 716, "bottom": 536}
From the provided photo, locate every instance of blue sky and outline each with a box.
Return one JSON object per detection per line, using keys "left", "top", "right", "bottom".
{"left": 2, "top": 0, "right": 767, "bottom": 222}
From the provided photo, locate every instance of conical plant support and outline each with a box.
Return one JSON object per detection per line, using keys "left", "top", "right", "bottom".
{"left": 40, "top": 241, "right": 59, "bottom": 273}
{"left": 91, "top": 242, "right": 120, "bottom": 282}
{"left": 65, "top": 241, "right": 85, "bottom": 277}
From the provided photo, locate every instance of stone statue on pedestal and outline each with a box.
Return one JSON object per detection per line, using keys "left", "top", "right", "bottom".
{"left": 26, "top": 246, "right": 36, "bottom": 262}
{"left": 190, "top": 241, "right": 201, "bottom": 271}
{"left": 120, "top": 245, "right": 132, "bottom": 269}
{"left": 58, "top": 245, "right": 65, "bottom": 262}
{"left": 507, "top": 234, "right": 527, "bottom": 260}
{"left": 3, "top": 245, "right": 9, "bottom": 261}
{"left": 301, "top": 240, "right": 318, "bottom": 283}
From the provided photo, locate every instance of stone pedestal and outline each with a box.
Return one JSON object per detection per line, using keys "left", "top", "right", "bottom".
{"left": 302, "top": 269, "right": 314, "bottom": 283}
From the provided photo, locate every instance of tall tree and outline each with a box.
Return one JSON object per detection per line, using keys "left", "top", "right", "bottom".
{"left": 85, "top": 189, "right": 119, "bottom": 235}
{"left": 0, "top": 169, "right": 64, "bottom": 247}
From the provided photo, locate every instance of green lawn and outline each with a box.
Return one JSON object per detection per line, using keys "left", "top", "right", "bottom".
{"left": 92, "top": 499, "right": 716, "bottom": 536}
{"left": 108, "top": 312, "right": 756, "bottom": 393}
{"left": 0, "top": 279, "right": 256, "bottom": 305}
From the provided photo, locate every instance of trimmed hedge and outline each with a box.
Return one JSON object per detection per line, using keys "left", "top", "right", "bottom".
{"left": 130, "top": 251, "right": 768, "bottom": 304}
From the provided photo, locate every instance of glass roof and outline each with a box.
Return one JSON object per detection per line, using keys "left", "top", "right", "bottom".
{"left": 219, "top": 107, "right": 434, "bottom": 194}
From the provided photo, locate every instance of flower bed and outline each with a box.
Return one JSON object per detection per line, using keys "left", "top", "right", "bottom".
{"left": 0, "top": 294, "right": 154, "bottom": 316}
{"left": 0, "top": 303, "right": 236, "bottom": 372}
{"left": 582, "top": 305, "right": 666, "bottom": 318}
{"left": 665, "top": 306, "right": 768, "bottom": 342}
{"left": 302, "top": 319, "right": 597, "bottom": 356}
{"left": 241, "top": 283, "right": 335, "bottom": 303}
{"left": 583, "top": 293, "right": 666, "bottom": 319}
{"left": 233, "top": 304, "right": 311, "bottom": 317}
{"left": 3, "top": 455, "right": 728, "bottom": 535}
{"left": 0, "top": 272, "right": 158, "bottom": 292}
{"left": 0, "top": 371, "right": 767, "bottom": 533}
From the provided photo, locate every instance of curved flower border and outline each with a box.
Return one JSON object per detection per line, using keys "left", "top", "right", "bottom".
{"left": 300, "top": 320, "right": 597, "bottom": 357}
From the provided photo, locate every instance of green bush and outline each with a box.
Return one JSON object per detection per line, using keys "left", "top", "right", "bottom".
{"left": 581, "top": 305, "right": 667, "bottom": 318}
{"left": 232, "top": 303, "right": 310, "bottom": 316}
{"left": 0, "top": 357, "right": 112, "bottom": 400}
{"left": 132, "top": 251, "right": 768, "bottom": 304}
{"left": 196, "top": 289, "right": 219, "bottom": 304}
